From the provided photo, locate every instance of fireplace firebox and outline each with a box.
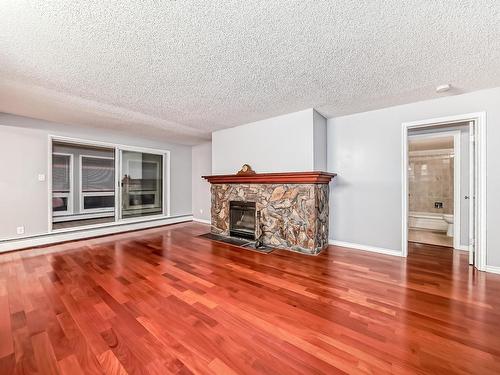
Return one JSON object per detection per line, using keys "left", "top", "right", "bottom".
{"left": 229, "top": 201, "right": 256, "bottom": 240}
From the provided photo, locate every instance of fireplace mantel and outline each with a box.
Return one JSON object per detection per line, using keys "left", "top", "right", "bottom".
{"left": 203, "top": 171, "right": 336, "bottom": 184}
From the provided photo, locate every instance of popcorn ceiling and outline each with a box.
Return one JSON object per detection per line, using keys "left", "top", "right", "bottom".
{"left": 1, "top": 1, "right": 499, "bottom": 144}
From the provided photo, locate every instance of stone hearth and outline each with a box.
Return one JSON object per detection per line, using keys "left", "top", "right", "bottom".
{"left": 203, "top": 171, "right": 335, "bottom": 255}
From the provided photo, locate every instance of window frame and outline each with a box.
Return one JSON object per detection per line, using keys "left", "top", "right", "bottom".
{"left": 118, "top": 148, "right": 167, "bottom": 220}
{"left": 123, "top": 158, "right": 162, "bottom": 210}
{"left": 79, "top": 154, "right": 116, "bottom": 214}
{"left": 48, "top": 135, "right": 170, "bottom": 234}
{"left": 51, "top": 152, "right": 74, "bottom": 217}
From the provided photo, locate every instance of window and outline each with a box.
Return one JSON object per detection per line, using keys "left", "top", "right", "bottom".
{"left": 51, "top": 138, "right": 168, "bottom": 231}
{"left": 83, "top": 194, "right": 115, "bottom": 210}
{"left": 53, "top": 194, "right": 70, "bottom": 212}
{"left": 81, "top": 156, "right": 115, "bottom": 191}
{"left": 52, "top": 153, "right": 72, "bottom": 216}
{"left": 80, "top": 156, "right": 115, "bottom": 213}
{"left": 52, "top": 142, "right": 115, "bottom": 229}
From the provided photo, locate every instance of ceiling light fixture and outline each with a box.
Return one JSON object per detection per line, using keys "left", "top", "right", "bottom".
{"left": 436, "top": 84, "right": 452, "bottom": 93}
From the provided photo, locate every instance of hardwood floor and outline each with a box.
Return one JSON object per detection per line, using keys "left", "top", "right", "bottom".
{"left": 1, "top": 222, "right": 500, "bottom": 374}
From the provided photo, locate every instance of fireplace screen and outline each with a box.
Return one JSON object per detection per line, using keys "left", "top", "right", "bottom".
{"left": 229, "top": 201, "right": 256, "bottom": 240}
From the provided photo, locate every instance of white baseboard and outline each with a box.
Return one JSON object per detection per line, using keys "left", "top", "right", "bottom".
{"left": 485, "top": 265, "right": 500, "bottom": 275}
{"left": 328, "top": 239, "right": 403, "bottom": 257}
{"left": 192, "top": 218, "right": 211, "bottom": 225}
{"left": 328, "top": 241, "right": 500, "bottom": 273}
{"left": 0, "top": 215, "right": 193, "bottom": 253}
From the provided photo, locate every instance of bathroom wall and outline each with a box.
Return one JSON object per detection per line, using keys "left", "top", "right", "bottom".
{"left": 409, "top": 148, "right": 454, "bottom": 215}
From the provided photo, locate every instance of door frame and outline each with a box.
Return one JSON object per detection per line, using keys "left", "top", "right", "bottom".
{"left": 407, "top": 130, "right": 462, "bottom": 250}
{"left": 401, "top": 112, "right": 487, "bottom": 271}
{"left": 117, "top": 147, "right": 170, "bottom": 221}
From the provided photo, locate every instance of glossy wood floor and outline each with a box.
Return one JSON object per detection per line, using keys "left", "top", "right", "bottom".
{"left": 1, "top": 222, "right": 500, "bottom": 374}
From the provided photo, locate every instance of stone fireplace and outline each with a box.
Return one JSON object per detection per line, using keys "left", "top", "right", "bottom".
{"left": 203, "top": 170, "right": 336, "bottom": 255}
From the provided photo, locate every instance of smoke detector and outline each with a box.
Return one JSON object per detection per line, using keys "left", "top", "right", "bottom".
{"left": 436, "top": 84, "right": 452, "bottom": 93}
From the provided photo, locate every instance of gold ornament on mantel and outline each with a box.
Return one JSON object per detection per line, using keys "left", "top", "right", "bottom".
{"left": 236, "top": 164, "right": 256, "bottom": 176}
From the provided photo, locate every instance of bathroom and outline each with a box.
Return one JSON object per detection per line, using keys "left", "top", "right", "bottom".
{"left": 408, "top": 124, "right": 470, "bottom": 250}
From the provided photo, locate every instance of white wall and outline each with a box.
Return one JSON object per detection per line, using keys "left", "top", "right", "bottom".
{"left": 212, "top": 109, "right": 316, "bottom": 174}
{"left": 192, "top": 142, "right": 212, "bottom": 222}
{"left": 327, "top": 87, "right": 500, "bottom": 268}
{"left": 313, "top": 110, "right": 327, "bottom": 171}
{"left": 0, "top": 113, "right": 192, "bottom": 241}
{"left": 0, "top": 126, "right": 49, "bottom": 238}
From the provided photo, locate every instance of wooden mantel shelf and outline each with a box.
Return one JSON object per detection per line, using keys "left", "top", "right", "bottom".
{"left": 202, "top": 171, "right": 336, "bottom": 184}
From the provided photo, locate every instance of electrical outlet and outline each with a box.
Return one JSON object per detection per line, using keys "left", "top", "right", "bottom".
{"left": 38, "top": 174, "right": 46, "bottom": 182}
{"left": 199, "top": 209, "right": 203, "bottom": 214}
{"left": 16, "top": 226, "right": 25, "bottom": 235}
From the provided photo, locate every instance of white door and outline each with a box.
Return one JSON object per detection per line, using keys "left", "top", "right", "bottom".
{"left": 468, "top": 121, "right": 475, "bottom": 266}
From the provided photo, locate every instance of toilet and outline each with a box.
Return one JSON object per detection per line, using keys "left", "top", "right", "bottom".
{"left": 442, "top": 214, "right": 454, "bottom": 237}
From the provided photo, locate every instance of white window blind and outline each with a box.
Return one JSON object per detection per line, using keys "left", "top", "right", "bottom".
{"left": 52, "top": 154, "right": 71, "bottom": 192}
{"left": 81, "top": 157, "right": 115, "bottom": 192}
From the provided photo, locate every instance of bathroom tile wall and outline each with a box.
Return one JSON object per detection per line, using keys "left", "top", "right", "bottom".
{"left": 409, "top": 152, "right": 454, "bottom": 214}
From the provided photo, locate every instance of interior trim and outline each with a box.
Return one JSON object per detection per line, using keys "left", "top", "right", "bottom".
{"left": 192, "top": 218, "right": 211, "bottom": 225}
{"left": 485, "top": 266, "right": 500, "bottom": 275}
{"left": 0, "top": 215, "right": 192, "bottom": 253}
{"left": 203, "top": 171, "right": 336, "bottom": 184}
{"left": 328, "top": 239, "right": 402, "bottom": 257}
{"left": 401, "top": 112, "right": 487, "bottom": 271}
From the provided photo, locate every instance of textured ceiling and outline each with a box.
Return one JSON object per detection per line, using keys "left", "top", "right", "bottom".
{"left": 1, "top": 1, "right": 500, "bottom": 144}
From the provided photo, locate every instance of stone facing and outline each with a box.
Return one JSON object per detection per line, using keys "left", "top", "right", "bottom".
{"left": 210, "top": 183, "right": 329, "bottom": 255}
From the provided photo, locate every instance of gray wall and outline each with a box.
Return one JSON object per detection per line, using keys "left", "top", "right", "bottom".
{"left": 212, "top": 109, "right": 315, "bottom": 174}
{"left": 0, "top": 125, "right": 50, "bottom": 238}
{"left": 327, "top": 86, "right": 500, "bottom": 268}
{"left": 191, "top": 142, "right": 212, "bottom": 222}
{"left": 0, "top": 113, "right": 192, "bottom": 240}
{"left": 313, "top": 110, "right": 327, "bottom": 171}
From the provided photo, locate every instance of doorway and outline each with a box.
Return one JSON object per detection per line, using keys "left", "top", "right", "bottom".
{"left": 407, "top": 131, "right": 460, "bottom": 249}
{"left": 402, "top": 113, "right": 486, "bottom": 270}
{"left": 119, "top": 150, "right": 164, "bottom": 219}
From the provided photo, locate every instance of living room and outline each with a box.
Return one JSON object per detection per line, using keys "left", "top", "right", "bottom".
{"left": 1, "top": 2, "right": 500, "bottom": 374}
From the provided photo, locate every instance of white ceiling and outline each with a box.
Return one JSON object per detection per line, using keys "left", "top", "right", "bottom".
{"left": 1, "top": 1, "right": 499, "bottom": 145}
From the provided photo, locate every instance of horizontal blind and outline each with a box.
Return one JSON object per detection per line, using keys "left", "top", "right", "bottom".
{"left": 52, "top": 154, "right": 70, "bottom": 192}
{"left": 82, "top": 157, "right": 115, "bottom": 191}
